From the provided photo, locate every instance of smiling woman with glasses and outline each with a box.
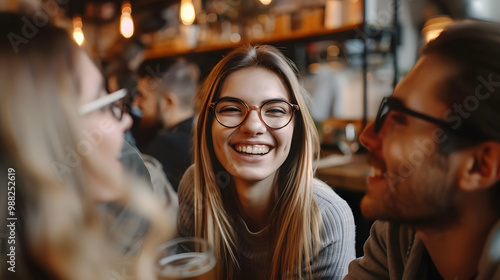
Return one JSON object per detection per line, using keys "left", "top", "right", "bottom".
{"left": 0, "top": 12, "right": 172, "bottom": 280}
{"left": 177, "top": 44, "right": 355, "bottom": 280}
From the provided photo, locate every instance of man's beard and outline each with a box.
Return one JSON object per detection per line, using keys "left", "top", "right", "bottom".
{"left": 364, "top": 150, "right": 459, "bottom": 227}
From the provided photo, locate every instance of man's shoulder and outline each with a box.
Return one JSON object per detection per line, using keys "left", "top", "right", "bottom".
{"left": 167, "top": 117, "right": 194, "bottom": 135}
{"left": 344, "top": 221, "right": 419, "bottom": 280}
{"left": 478, "top": 219, "right": 500, "bottom": 280}
{"left": 368, "top": 220, "right": 415, "bottom": 245}
{"left": 158, "top": 128, "right": 192, "bottom": 142}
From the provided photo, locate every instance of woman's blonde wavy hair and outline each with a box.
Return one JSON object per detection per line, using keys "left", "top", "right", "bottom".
{"left": 193, "top": 44, "right": 322, "bottom": 279}
{"left": 0, "top": 12, "right": 171, "bottom": 280}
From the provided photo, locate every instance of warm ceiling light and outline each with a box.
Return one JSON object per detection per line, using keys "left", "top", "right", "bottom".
{"left": 180, "top": 0, "right": 196, "bottom": 25}
{"left": 72, "top": 16, "right": 84, "bottom": 46}
{"left": 259, "top": 0, "right": 272, "bottom": 5}
{"left": 120, "top": 1, "right": 134, "bottom": 38}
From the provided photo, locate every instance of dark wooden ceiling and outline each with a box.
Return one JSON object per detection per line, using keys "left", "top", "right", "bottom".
{"left": 58, "top": 0, "right": 178, "bottom": 20}
{"left": 57, "top": 0, "right": 179, "bottom": 32}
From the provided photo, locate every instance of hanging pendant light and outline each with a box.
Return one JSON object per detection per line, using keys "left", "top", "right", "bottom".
{"left": 180, "top": 0, "right": 196, "bottom": 25}
{"left": 72, "top": 15, "right": 84, "bottom": 46}
{"left": 259, "top": 0, "right": 272, "bottom": 5}
{"left": 120, "top": 1, "right": 134, "bottom": 38}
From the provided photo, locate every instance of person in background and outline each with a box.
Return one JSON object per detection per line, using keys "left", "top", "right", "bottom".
{"left": 135, "top": 58, "right": 199, "bottom": 191}
{"left": 0, "top": 12, "right": 174, "bottom": 280}
{"left": 107, "top": 64, "right": 178, "bottom": 209}
{"left": 107, "top": 66, "right": 153, "bottom": 187}
{"left": 178, "top": 44, "right": 355, "bottom": 280}
{"left": 345, "top": 20, "right": 500, "bottom": 280}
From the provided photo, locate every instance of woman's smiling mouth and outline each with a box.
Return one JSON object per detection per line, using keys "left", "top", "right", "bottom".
{"left": 233, "top": 144, "right": 271, "bottom": 155}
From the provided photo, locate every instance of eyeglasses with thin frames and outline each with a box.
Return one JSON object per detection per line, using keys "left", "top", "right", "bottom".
{"left": 210, "top": 97, "right": 300, "bottom": 129}
{"left": 79, "top": 89, "right": 127, "bottom": 121}
{"left": 374, "top": 96, "right": 453, "bottom": 134}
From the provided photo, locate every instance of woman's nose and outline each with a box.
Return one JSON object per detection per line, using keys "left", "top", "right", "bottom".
{"left": 239, "top": 110, "right": 267, "bottom": 135}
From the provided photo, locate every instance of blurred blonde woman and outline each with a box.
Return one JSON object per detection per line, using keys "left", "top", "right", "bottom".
{"left": 178, "top": 44, "right": 355, "bottom": 279}
{"left": 0, "top": 12, "right": 174, "bottom": 280}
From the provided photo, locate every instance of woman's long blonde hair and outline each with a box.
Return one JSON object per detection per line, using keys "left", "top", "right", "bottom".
{"left": 0, "top": 12, "right": 171, "bottom": 280}
{"left": 193, "top": 44, "right": 322, "bottom": 279}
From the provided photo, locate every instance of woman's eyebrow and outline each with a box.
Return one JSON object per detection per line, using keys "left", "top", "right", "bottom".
{"left": 224, "top": 96, "right": 289, "bottom": 101}
{"left": 217, "top": 96, "right": 291, "bottom": 104}
{"left": 261, "top": 97, "right": 290, "bottom": 103}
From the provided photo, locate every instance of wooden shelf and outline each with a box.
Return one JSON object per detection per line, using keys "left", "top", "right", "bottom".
{"left": 144, "top": 23, "right": 363, "bottom": 59}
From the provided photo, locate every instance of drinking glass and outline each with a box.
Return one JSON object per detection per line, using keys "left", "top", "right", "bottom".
{"left": 337, "top": 123, "right": 359, "bottom": 156}
{"left": 156, "top": 237, "right": 216, "bottom": 280}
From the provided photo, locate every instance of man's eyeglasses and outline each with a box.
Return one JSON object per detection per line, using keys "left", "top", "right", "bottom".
{"left": 374, "top": 96, "right": 452, "bottom": 134}
{"left": 79, "top": 89, "right": 127, "bottom": 121}
{"left": 210, "top": 97, "right": 300, "bottom": 129}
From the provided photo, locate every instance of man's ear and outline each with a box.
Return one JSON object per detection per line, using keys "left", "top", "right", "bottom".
{"left": 458, "top": 142, "right": 500, "bottom": 192}
{"left": 160, "top": 93, "right": 177, "bottom": 109}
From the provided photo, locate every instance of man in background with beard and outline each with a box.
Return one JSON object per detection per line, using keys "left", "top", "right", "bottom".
{"left": 134, "top": 58, "right": 199, "bottom": 191}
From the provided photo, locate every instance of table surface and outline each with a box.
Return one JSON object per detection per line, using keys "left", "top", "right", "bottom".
{"left": 315, "top": 154, "right": 371, "bottom": 193}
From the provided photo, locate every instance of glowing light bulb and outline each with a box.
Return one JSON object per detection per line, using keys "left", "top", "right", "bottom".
{"left": 72, "top": 16, "right": 84, "bottom": 46}
{"left": 120, "top": 13, "right": 134, "bottom": 38}
{"left": 259, "top": 0, "right": 272, "bottom": 5}
{"left": 180, "top": 0, "right": 196, "bottom": 25}
{"left": 120, "top": 2, "right": 134, "bottom": 38}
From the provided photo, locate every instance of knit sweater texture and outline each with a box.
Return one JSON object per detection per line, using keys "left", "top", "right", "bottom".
{"left": 177, "top": 165, "right": 356, "bottom": 279}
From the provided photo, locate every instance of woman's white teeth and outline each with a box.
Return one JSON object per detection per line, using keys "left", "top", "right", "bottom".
{"left": 235, "top": 145, "right": 269, "bottom": 155}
